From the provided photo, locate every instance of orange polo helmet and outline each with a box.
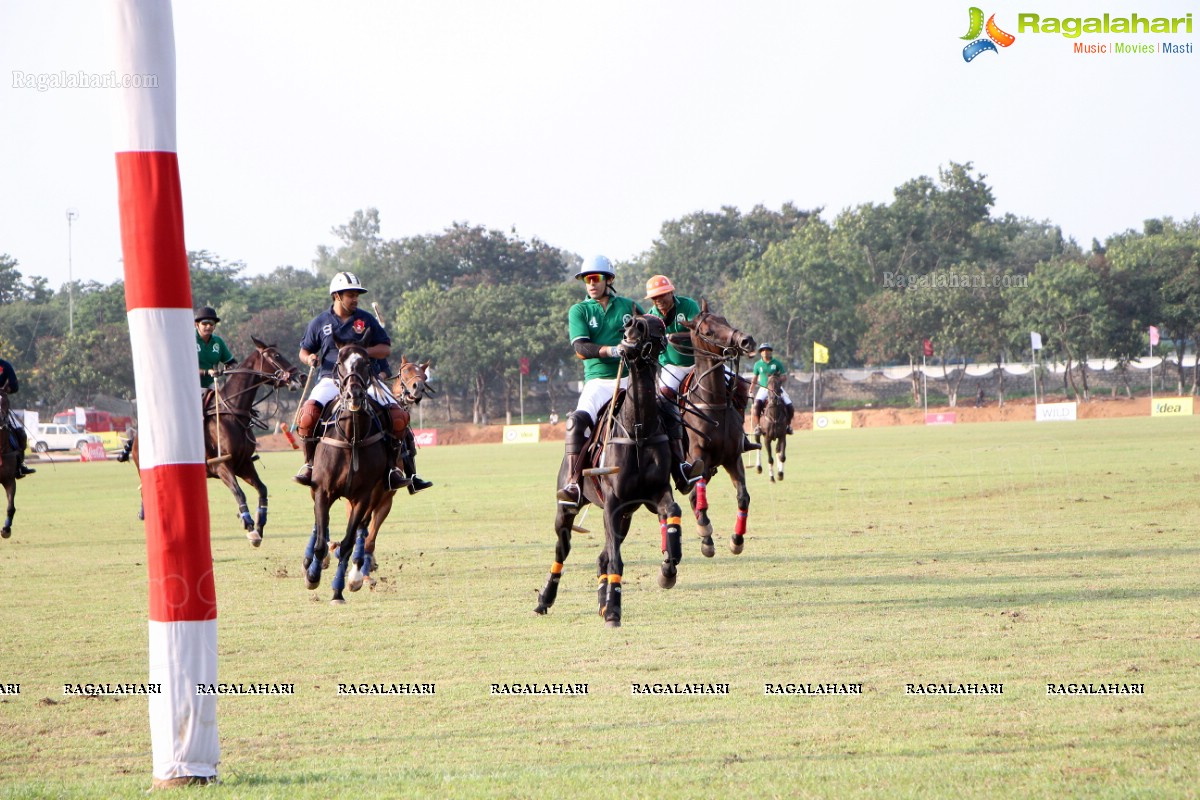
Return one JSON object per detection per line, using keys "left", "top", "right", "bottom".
{"left": 644, "top": 274, "right": 676, "bottom": 299}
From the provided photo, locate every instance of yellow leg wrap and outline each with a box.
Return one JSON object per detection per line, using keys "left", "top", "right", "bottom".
{"left": 667, "top": 516, "right": 682, "bottom": 526}
{"left": 597, "top": 574, "right": 608, "bottom": 585}
{"left": 608, "top": 575, "right": 622, "bottom": 585}
{"left": 551, "top": 562, "right": 564, "bottom": 575}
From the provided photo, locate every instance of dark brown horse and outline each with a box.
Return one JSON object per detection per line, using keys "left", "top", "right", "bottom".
{"left": 131, "top": 337, "right": 301, "bottom": 545}
{"left": 676, "top": 300, "right": 757, "bottom": 556}
{"left": 341, "top": 356, "right": 432, "bottom": 593}
{"left": 754, "top": 372, "right": 789, "bottom": 482}
{"left": 0, "top": 392, "right": 17, "bottom": 538}
{"left": 535, "top": 313, "right": 682, "bottom": 627}
{"left": 302, "top": 342, "right": 397, "bottom": 604}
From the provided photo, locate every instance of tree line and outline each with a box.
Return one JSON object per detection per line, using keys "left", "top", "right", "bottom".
{"left": 2, "top": 161, "right": 1198, "bottom": 419}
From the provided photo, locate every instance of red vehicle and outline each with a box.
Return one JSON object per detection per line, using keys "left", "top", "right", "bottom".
{"left": 53, "top": 407, "right": 135, "bottom": 433}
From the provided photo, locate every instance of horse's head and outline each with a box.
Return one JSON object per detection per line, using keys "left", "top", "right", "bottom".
{"left": 620, "top": 311, "right": 667, "bottom": 367}
{"left": 333, "top": 339, "right": 372, "bottom": 413}
{"left": 680, "top": 299, "right": 756, "bottom": 359}
{"left": 249, "top": 336, "right": 303, "bottom": 390}
{"left": 766, "top": 371, "right": 786, "bottom": 399}
{"left": 392, "top": 355, "right": 434, "bottom": 406}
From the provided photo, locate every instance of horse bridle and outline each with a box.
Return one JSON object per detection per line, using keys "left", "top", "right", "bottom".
{"left": 395, "top": 363, "right": 433, "bottom": 406}
{"left": 621, "top": 316, "right": 666, "bottom": 364}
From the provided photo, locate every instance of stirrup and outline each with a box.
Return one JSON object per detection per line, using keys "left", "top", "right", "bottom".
{"left": 674, "top": 460, "right": 704, "bottom": 493}
{"left": 388, "top": 468, "right": 411, "bottom": 491}
{"left": 743, "top": 435, "right": 761, "bottom": 451}
{"left": 17, "top": 465, "right": 35, "bottom": 478}
{"left": 293, "top": 464, "right": 313, "bottom": 486}
{"left": 557, "top": 482, "right": 581, "bottom": 506}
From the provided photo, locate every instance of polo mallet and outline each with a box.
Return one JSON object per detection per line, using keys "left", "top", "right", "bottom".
{"left": 582, "top": 354, "right": 622, "bottom": 479}
{"left": 207, "top": 372, "right": 232, "bottom": 465}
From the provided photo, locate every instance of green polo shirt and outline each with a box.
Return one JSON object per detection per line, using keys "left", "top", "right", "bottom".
{"left": 752, "top": 356, "right": 788, "bottom": 388}
{"left": 568, "top": 294, "right": 644, "bottom": 381}
{"left": 649, "top": 294, "right": 701, "bottom": 368}
{"left": 196, "top": 332, "right": 234, "bottom": 388}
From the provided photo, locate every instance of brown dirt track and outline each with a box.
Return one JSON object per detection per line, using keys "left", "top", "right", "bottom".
{"left": 254, "top": 396, "right": 1179, "bottom": 451}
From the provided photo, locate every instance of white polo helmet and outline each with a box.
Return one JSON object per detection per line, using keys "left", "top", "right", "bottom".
{"left": 329, "top": 271, "right": 368, "bottom": 295}
{"left": 575, "top": 254, "right": 616, "bottom": 280}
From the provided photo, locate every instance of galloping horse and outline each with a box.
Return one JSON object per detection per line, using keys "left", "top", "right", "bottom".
{"left": 302, "top": 342, "right": 398, "bottom": 604}
{"left": 341, "top": 356, "right": 432, "bottom": 593}
{"left": 535, "top": 313, "right": 682, "bottom": 628}
{"left": 676, "top": 300, "right": 757, "bottom": 556}
{"left": 0, "top": 392, "right": 18, "bottom": 539}
{"left": 755, "top": 372, "right": 789, "bottom": 482}
{"left": 131, "top": 337, "right": 301, "bottom": 545}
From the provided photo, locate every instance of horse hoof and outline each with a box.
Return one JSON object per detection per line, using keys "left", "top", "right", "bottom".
{"left": 605, "top": 618, "right": 622, "bottom": 628}
{"left": 778, "top": 472, "right": 784, "bottom": 481}
{"left": 1, "top": 528, "right": 10, "bottom": 539}
{"left": 534, "top": 605, "right": 548, "bottom": 616}
{"left": 349, "top": 579, "right": 363, "bottom": 592}
{"left": 730, "top": 535, "right": 745, "bottom": 555}
{"left": 321, "top": 553, "right": 331, "bottom": 570}
{"left": 246, "top": 531, "right": 262, "bottom": 547}
{"left": 306, "top": 579, "right": 319, "bottom": 590}
{"left": 658, "top": 571, "right": 677, "bottom": 590}
{"left": 701, "top": 538, "right": 716, "bottom": 559}
{"left": 330, "top": 598, "right": 346, "bottom": 606}
{"left": 756, "top": 466, "right": 762, "bottom": 474}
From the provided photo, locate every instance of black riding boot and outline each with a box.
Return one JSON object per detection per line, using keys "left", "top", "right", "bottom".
{"left": 659, "top": 397, "right": 703, "bottom": 495}
{"left": 116, "top": 436, "right": 134, "bottom": 463}
{"left": 400, "top": 433, "right": 432, "bottom": 494}
{"left": 752, "top": 400, "right": 765, "bottom": 434}
{"left": 13, "top": 429, "right": 34, "bottom": 477}
{"left": 556, "top": 411, "right": 590, "bottom": 506}
{"left": 293, "top": 436, "right": 318, "bottom": 486}
{"left": 784, "top": 403, "right": 795, "bottom": 434}
{"left": 385, "top": 436, "right": 411, "bottom": 491}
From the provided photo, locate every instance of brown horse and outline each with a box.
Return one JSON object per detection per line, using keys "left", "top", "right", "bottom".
{"left": 302, "top": 342, "right": 398, "bottom": 604}
{"left": 535, "top": 313, "right": 682, "bottom": 627}
{"left": 754, "top": 372, "right": 789, "bottom": 481}
{"left": 676, "top": 300, "right": 757, "bottom": 556}
{"left": 341, "top": 356, "right": 432, "bottom": 592}
{"left": 131, "top": 337, "right": 302, "bottom": 544}
{"left": 0, "top": 392, "right": 18, "bottom": 538}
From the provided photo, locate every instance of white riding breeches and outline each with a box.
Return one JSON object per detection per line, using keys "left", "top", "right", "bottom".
{"left": 574, "top": 376, "right": 631, "bottom": 423}
{"left": 754, "top": 385, "right": 792, "bottom": 405}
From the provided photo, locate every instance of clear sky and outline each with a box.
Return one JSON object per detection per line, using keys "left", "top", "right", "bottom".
{"left": 2, "top": 1, "right": 1197, "bottom": 292}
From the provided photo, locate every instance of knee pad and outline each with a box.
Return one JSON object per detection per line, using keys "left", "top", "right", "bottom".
{"left": 297, "top": 401, "right": 324, "bottom": 435}
{"left": 388, "top": 405, "right": 411, "bottom": 437}
{"left": 565, "top": 411, "right": 592, "bottom": 436}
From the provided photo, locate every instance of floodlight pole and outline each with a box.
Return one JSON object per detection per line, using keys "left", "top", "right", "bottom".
{"left": 66, "top": 209, "right": 78, "bottom": 336}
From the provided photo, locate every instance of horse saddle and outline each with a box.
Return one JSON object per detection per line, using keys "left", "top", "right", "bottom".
{"left": 317, "top": 397, "right": 388, "bottom": 448}
{"left": 677, "top": 370, "right": 751, "bottom": 414}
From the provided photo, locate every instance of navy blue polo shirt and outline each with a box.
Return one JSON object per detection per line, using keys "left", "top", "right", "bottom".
{"left": 299, "top": 307, "right": 391, "bottom": 379}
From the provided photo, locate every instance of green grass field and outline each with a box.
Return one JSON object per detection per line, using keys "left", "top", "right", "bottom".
{"left": 1, "top": 417, "right": 1198, "bottom": 799}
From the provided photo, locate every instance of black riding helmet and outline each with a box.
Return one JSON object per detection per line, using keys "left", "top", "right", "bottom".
{"left": 195, "top": 306, "right": 220, "bottom": 323}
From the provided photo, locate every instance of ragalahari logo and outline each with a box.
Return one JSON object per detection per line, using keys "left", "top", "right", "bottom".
{"left": 962, "top": 8, "right": 1016, "bottom": 61}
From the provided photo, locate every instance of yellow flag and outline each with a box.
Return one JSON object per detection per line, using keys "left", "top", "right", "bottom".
{"left": 813, "top": 342, "right": 829, "bottom": 365}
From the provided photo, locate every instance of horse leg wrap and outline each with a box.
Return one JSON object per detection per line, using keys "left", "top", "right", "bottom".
{"left": 735, "top": 510, "right": 748, "bottom": 537}
{"left": 666, "top": 517, "right": 683, "bottom": 564}
{"left": 605, "top": 576, "right": 622, "bottom": 621}
{"left": 695, "top": 479, "right": 708, "bottom": 513}
{"left": 257, "top": 504, "right": 268, "bottom": 531}
{"left": 539, "top": 564, "right": 563, "bottom": 610}
{"left": 596, "top": 574, "right": 608, "bottom": 615}
{"left": 660, "top": 521, "right": 668, "bottom": 554}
